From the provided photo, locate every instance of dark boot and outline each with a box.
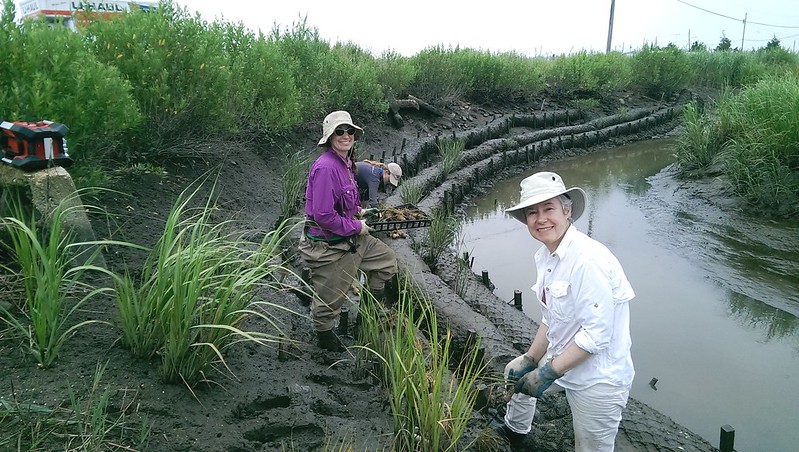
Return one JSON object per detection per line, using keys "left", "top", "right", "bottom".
{"left": 316, "top": 329, "right": 345, "bottom": 352}
{"left": 489, "top": 417, "right": 527, "bottom": 450}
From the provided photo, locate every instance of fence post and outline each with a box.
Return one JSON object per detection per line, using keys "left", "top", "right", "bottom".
{"left": 719, "top": 425, "right": 735, "bottom": 452}
{"left": 482, "top": 270, "right": 490, "bottom": 288}
{"left": 513, "top": 290, "right": 522, "bottom": 310}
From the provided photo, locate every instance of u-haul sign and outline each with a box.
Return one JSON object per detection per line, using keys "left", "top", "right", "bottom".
{"left": 19, "top": 0, "right": 156, "bottom": 18}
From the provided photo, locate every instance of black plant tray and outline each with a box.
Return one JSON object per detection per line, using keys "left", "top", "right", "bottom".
{"left": 366, "top": 204, "right": 432, "bottom": 231}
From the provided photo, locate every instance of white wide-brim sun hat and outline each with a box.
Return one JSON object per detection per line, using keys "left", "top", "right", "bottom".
{"left": 317, "top": 110, "right": 364, "bottom": 146}
{"left": 505, "top": 172, "right": 586, "bottom": 224}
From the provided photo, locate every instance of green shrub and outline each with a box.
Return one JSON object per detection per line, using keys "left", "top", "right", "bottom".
{"left": 631, "top": 44, "right": 693, "bottom": 98}
{"left": 85, "top": 1, "right": 233, "bottom": 158}
{"left": 222, "top": 22, "right": 302, "bottom": 137}
{"left": 0, "top": 0, "right": 140, "bottom": 167}
{"left": 547, "top": 51, "right": 632, "bottom": 97}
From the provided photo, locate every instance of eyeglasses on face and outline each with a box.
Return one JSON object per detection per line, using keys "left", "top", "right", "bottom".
{"left": 334, "top": 127, "right": 356, "bottom": 136}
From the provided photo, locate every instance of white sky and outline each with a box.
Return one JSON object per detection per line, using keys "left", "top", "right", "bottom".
{"left": 174, "top": 0, "right": 799, "bottom": 56}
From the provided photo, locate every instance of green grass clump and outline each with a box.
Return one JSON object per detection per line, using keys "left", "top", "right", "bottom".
{"left": 0, "top": 361, "right": 151, "bottom": 450}
{"left": 0, "top": 194, "right": 111, "bottom": 368}
{"left": 356, "top": 278, "right": 485, "bottom": 451}
{"left": 674, "top": 101, "right": 725, "bottom": 172}
{"left": 438, "top": 138, "right": 465, "bottom": 176}
{"left": 115, "top": 181, "right": 302, "bottom": 386}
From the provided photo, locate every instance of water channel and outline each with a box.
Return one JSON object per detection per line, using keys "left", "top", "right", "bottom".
{"left": 458, "top": 140, "right": 799, "bottom": 452}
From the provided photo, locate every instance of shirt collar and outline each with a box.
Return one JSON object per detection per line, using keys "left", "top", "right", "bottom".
{"left": 550, "top": 224, "right": 576, "bottom": 258}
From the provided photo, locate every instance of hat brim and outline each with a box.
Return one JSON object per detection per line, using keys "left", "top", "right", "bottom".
{"left": 317, "top": 121, "right": 364, "bottom": 146}
{"left": 505, "top": 187, "right": 586, "bottom": 224}
{"left": 388, "top": 174, "right": 399, "bottom": 187}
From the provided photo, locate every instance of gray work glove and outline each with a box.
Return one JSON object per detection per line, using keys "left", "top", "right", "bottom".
{"left": 504, "top": 354, "right": 537, "bottom": 382}
{"left": 358, "top": 219, "right": 372, "bottom": 235}
{"left": 515, "top": 360, "right": 561, "bottom": 398}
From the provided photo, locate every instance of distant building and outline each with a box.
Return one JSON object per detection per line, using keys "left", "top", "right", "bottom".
{"left": 18, "top": 1, "right": 157, "bottom": 30}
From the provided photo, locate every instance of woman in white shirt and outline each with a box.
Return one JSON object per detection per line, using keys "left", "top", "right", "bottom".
{"left": 494, "top": 171, "right": 635, "bottom": 452}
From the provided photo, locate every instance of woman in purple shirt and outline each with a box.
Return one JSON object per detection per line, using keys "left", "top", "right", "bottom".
{"left": 297, "top": 111, "right": 398, "bottom": 353}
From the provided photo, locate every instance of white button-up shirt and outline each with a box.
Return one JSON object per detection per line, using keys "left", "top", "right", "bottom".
{"left": 533, "top": 225, "right": 635, "bottom": 390}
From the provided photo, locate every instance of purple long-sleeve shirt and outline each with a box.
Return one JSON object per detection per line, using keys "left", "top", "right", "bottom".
{"left": 304, "top": 148, "right": 361, "bottom": 239}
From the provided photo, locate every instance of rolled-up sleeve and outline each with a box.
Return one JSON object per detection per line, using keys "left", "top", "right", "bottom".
{"left": 571, "top": 258, "right": 615, "bottom": 354}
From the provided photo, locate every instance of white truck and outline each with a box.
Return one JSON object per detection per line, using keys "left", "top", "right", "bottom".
{"left": 18, "top": 0, "right": 157, "bottom": 30}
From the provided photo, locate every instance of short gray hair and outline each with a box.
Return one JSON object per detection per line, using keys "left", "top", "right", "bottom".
{"left": 558, "top": 194, "right": 574, "bottom": 220}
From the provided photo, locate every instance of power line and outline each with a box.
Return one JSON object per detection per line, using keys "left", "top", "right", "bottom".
{"left": 675, "top": 0, "right": 799, "bottom": 29}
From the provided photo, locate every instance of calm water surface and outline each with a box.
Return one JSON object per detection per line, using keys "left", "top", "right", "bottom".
{"left": 459, "top": 140, "right": 799, "bottom": 452}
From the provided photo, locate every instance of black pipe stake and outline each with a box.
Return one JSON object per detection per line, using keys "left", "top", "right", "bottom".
{"left": 719, "top": 425, "right": 735, "bottom": 452}
{"left": 338, "top": 309, "right": 349, "bottom": 336}
{"left": 513, "top": 290, "right": 522, "bottom": 310}
{"left": 482, "top": 270, "right": 490, "bottom": 288}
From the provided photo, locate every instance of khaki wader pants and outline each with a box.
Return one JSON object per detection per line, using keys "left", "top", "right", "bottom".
{"left": 298, "top": 234, "right": 397, "bottom": 332}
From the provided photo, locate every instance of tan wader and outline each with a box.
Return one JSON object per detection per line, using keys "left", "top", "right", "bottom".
{"left": 298, "top": 233, "right": 397, "bottom": 332}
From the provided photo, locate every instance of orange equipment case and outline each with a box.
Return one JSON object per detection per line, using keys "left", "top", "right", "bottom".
{"left": 0, "top": 120, "right": 73, "bottom": 171}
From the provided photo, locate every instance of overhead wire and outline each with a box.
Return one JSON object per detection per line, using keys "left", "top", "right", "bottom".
{"left": 675, "top": 0, "right": 799, "bottom": 29}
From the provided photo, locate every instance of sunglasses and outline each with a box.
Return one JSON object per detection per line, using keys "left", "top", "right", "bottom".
{"left": 334, "top": 127, "right": 357, "bottom": 136}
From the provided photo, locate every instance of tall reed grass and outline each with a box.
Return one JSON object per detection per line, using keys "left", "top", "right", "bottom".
{"left": 115, "top": 182, "right": 303, "bottom": 386}
{"left": 356, "top": 278, "right": 485, "bottom": 451}
{"left": 0, "top": 195, "right": 111, "bottom": 368}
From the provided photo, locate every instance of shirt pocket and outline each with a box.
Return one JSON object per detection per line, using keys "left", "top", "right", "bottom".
{"left": 546, "top": 280, "right": 574, "bottom": 321}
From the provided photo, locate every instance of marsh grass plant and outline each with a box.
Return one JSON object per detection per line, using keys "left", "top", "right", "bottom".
{"left": 399, "top": 180, "right": 425, "bottom": 206}
{"left": 0, "top": 361, "right": 150, "bottom": 451}
{"left": 115, "top": 182, "right": 304, "bottom": 387}
{"left": 278, "top": 149, "right": 310, "bottom": 227}
{"left": 678, "top": 74, "right": 799, "bottom": 216}
{"left": 675, "top": 101, "right": 726, "bottom": 172}
{"left": 437, "top": 138, "right": 465, "bottom": 176}
{"left": 421, "top": 208, "right": 462, "bottom": 271}
{"left": 0, "top": 194, "right": 115, "bottom": 368}
{"left": 355, "top": 279, "right": 485, "bottom": 451}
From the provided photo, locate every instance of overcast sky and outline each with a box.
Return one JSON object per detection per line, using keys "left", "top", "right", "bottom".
{"left": 173, "top": 0, "right": 799, "bottom": 56}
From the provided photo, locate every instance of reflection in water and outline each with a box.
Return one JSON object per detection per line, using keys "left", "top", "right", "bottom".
{"left": 727, "top": 291, "right": 799, "bottom": 342}
{"left": 459, "top": 140, "right": 799, "bottom": 451}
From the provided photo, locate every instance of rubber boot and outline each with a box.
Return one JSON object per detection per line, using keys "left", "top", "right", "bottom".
{"left": 316, "top": 329, "right": 345, "bottom": 352}
{"left": 489, "top": 417, "right": 527, "bottom": 450}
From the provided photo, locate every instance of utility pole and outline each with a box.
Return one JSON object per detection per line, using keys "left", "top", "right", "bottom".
{"left": 740, "top": 13, "right": 747, "bottom": 50}
{"left": 606, "top": 0, "right": 616, "bottom": 53}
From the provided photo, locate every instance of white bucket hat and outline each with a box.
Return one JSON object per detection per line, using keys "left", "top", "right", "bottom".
{"left": 505, "top": 171, "right": 586, "bottom": 224}
{"left": 317, "top": 110, "right": 364, "bottom": 147}
{"left": 386, "top": 162, "right": 403, "bottom": 187}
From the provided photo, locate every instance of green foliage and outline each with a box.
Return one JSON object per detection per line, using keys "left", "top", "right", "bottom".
{"left": 437, "top": 138, "right": 465, "bottom": 175}
{"left": 0, "top": 361, "right": 150, "bottom": 450}
{"left": 674, "top": 102, "right": 725, "bottom": 171}
{"left": 277, "top": 149, "right": 310, "bottom": 226}
{"left": 399, "top": 180, "right": 424, "bottom": 205}
{"left": 716, "top": 35, "right": 733, "bottom": 52}
{"left": 355, "top": 278, "right": 485, "bottom": 451}
{"left": 0, "top": 1, "right": 140, "bottom": 167}
{"left": 422, "top": 208, "right": 462, "bottom": 269}
{"left": 85, "top": 1, "right": 233, "bottom": 157}
{"left": 631, "top": 44, "right": 693, "bottom": 98}
{"left": 114, "top": 181, "right": 300, "bottom": 386}
{"left": 716, "top": 74, "right": 799, "bottom": 216}
{"left": 688, "top": 50, "right": 759, "bottom": 88}
{"left": 0, "top": 193, "right": 112, "bottom": 368}
{"left": 547, "top": 51, "right": 633, "bottom": 97}
{"left": 221, "top": 22, "right": 302, "bottom": 136}
{"left": 375, "top": 50, "right": 417, "bottom": 99}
